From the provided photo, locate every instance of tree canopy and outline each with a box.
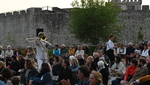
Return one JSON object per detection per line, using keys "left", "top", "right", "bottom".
{"left": 70, "top": 0, "right": 123, "bottom": 45}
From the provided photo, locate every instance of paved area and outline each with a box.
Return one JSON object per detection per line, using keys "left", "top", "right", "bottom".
{"left": 108, "top": 76, "right": 118, "bottom": 85}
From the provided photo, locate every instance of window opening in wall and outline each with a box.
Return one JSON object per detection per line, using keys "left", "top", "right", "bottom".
{"left": 36, "top": 29, "right": 44, "bottom": 37}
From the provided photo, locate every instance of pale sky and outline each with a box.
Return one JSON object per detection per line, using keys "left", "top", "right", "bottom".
{"left": 0, "top": 0, "right": 149, "bottom": 13}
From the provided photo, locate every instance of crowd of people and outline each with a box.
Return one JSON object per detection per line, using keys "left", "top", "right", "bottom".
{"left": 0, "top": 34, "right": 150, "bottom": 85}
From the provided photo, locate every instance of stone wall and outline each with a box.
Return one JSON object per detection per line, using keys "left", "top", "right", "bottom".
{"left": 118, "top": 5, "right": 150, "bottom": 45}
{"left": 0, "top": 5, "right": 150, "bottom": 48}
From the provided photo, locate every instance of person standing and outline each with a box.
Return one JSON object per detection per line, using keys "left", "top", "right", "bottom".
{"left": 106, "top": 34, "right": 116, "bottom": 63}
{"left": 35, "top": 32, "right": 52, "bottom": 70}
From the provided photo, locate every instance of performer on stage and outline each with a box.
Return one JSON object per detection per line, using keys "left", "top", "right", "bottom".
{"left": 35, "top": 32, "right": 52, "bottom": 70}
{"left": 106, "top": 34, "right": 116, "bottom": 63}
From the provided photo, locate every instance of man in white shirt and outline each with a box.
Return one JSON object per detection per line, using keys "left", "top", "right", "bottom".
{"left": 106, "top": 34, "right": 116, "bottom": 63}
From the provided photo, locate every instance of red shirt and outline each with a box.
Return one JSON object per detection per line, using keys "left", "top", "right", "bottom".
{"left": 24, "top": 50, "right": 28, "bottom": 57}
{"left": 124, "top": 66, "right": 138, "bottom": 80}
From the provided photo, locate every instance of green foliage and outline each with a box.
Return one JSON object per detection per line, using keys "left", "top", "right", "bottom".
{"left": 138, "top": 27, "right": 144, "bottom": 40}
{"left": 20, "top": 50, "right": 25, "bottom": 56}
{"left": 89, "top": 46, "right": 96, "bottom": 56}
{"left": 18, "top": 49, "right": 53, "bottom": 58}
{"left": 5, "top": 35, "right": 16, "bottom": 44}
{"left": 48, "top": 49, "right": 53, "bottom": 58}
{"left": 70, "top": 0, "right": 123, "bottom": 45}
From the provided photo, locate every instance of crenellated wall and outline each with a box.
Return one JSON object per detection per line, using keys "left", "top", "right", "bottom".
{"left": 118, "top": 5, "right": 150, "bottom": 45}
{"left": 0, "top": 4, "right": 150, "bottom": 48}
{"left": 109, "top": 0, "right": 143, "bottom": 10}
{"left": 0, "top": 7, "right": 81, "bottom": 49}
{"left": 0, "top": 9, "right": 29, "bottom": 48}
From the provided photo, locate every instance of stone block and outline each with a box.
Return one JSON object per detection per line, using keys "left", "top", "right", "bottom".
{"left": 0, "top": 13, "right": 5, "bottom": 17}
{"left": 20, "top": 10, "right": 26, "bottom": 14}
{"left": 142, "top": 5, "right": 149, "bottom": 11}
{"left": 13, "top": 11, "right": 19, "bottom": 15}
{"left": 6, "top": 12, "right": 12, "bottom": 16}
{"left": 27, "top": 8, "right": 42, "bottom": 14}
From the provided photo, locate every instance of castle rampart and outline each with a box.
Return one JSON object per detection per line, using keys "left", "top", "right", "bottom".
{"left": 0, "top": 2, "right": 150, "bottom": 48}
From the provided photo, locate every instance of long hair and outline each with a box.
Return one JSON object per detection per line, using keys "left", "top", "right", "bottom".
{"left": 71, "top": 58, "right": 79, "bottom": 67}
{"left": 1, "top": 68, "right": 13, "bottom": 79}
{"left": 37, "top": 63, "right": 50, "bottom": 78}
{"left": 90, "top": 71, "right": 102, "bottom": 84}
{"left": 25, "top": 59, "right": 34, "bottom": 69}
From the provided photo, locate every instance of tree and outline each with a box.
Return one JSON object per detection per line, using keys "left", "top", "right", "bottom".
{"left": 70, "top": 0, "right": 123, "bottom": 45}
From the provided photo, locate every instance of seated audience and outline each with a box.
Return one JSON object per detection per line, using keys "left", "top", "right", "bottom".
{"left": 0, "top": 46, "right": 4, "bottom": 62}
{"left": 97, "top": 61, "right": 108, "bottom": 85}
{"left": 112, "top": 59, "right": 138, "bottom": 85}
{"left": 125, "top": 42, "right": 135, "bottom": 65}
{"left": 52, "top": 56, "right": 62, "bottom": 76}
{"left": 141, "top": 44, "right": 150, "bottom": 62}
{"left": 25, "top": 47, "right": 36, "bottom": 59}
{"left": 130, "top": 75, "right": 150, "bottom": 85}
{"left": 121, "top": 58, "right": 149, "bottom": 85}
{"left": 69, "top": 57, "right": 80, "bottom": 84}
{"left": 20, "top": 59, "right": 38, "bottom": 85}
{"left": 1, "top": 68, "right": 13, "bottom": 84}
{"left": 83, "top": 44, "right": 89, "bottom": 59}
{"left": 29, "top": 63, "right": 53, "bottom": 85}
{"left": 109, "top": 56, "right": 126, "bottom": 76}
{"left": 11, "top": 76, "right": 20, "bottom": 85}
{"left": 76, "top": 55, "right": 85, "bottom": 66}
{"left": 58, "top": 59, "right": 73, "bottom": 85}
{"left": 94, "top": 45, "right": 103, "bottom": 53}
{"left": 93, "top": 52, "right": 99, "bottom": 67}
{"left": 10, "top": 55, "right": 20, "bottom": 75}
{"left": 5, "top": 45, "right": 13, "bottom": 67}
{"left": 18, "top": 55, "right": 25, "bottom": 69}
{"left": 75, "top": 45, "right": 84, "bottom": 59}
{"left": 60, "top": 44, "right": 68, "bottom": 58}
{"left": 13, "top": 47, "right": 22, "bottom": 56}
{"left": 0, "top": 61, "right": 5, "bottom": 72}
{"left": 86, "top": 56, "right": 97, "bottom": 71}
{"left": 53, "top": 44, "right": 61, "bottom": 57}
{"left": 61, "top": 65, "right": 90, "bottom": 85}
{"left": 68, "top": 45, "right": 76, "bottom": 55}
{"left": 89, "top": 71, "right": 103, "bottom": 85}
{"left": 117, "top": 43, "right": 126, "bottom": 58}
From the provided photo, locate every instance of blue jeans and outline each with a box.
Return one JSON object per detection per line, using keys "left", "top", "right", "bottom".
{"left": 112, "top": 79, "right": 121, "bottom": 85}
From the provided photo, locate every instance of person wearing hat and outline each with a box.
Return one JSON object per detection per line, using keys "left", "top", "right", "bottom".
{"left": 60, "top": 44, "right": 68, "bottom": 59}
{"left": 5, "top": 45, "right": 13, "bottom": 67}
{"left": 35, "top": 32, "right": 52, "bottom": 70}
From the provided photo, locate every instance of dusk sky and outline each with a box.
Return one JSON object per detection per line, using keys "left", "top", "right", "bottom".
{"left": 0, "top": 0, "right": 149, "bottom": 13}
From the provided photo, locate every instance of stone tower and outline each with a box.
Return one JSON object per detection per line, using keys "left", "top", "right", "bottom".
{"left": 109, "top": 0, "right": 142, "bottom": 10}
